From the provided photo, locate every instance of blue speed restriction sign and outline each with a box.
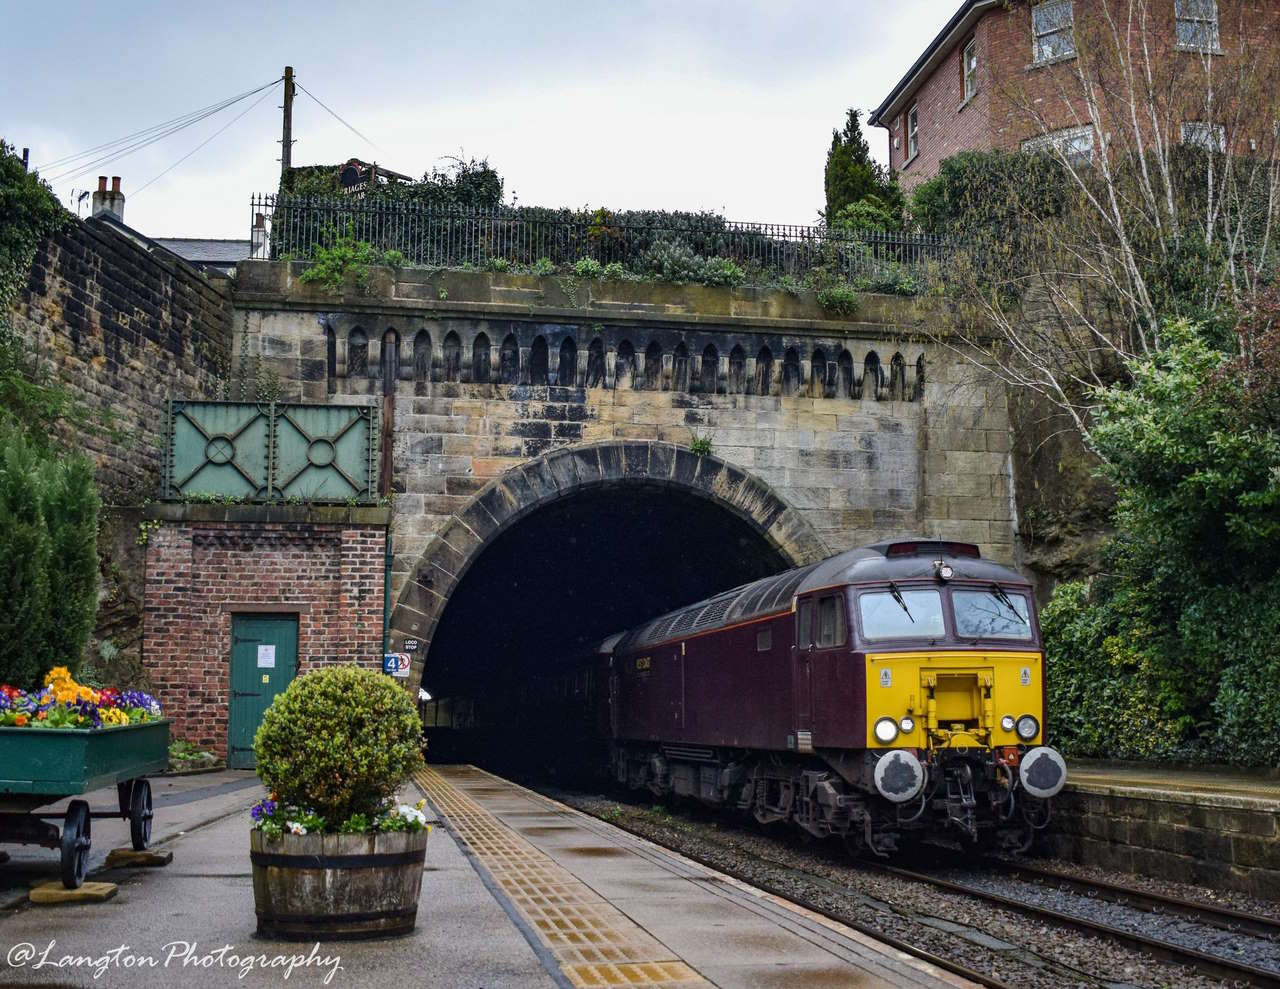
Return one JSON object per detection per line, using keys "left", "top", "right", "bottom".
{"left": 383, "top": 653, "right": 411, "bottom": 678}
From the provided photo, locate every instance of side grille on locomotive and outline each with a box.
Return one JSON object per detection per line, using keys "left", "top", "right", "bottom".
{"left": 661, "top": 744, "right": 716, "bottom": 762}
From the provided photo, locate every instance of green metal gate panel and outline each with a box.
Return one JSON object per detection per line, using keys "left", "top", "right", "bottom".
{"left": 228, "top": 614, "right": 298, "bottom": 770}
{"left": 274, "top": 404, "right": 379, "bottom": 502}
{"left": 162, "top": 400, "right": 379, "bottom": 503}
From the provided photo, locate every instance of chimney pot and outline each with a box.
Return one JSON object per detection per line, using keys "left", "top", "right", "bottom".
{"left": 92, "top": 176, "right": 126, "bottom": 223}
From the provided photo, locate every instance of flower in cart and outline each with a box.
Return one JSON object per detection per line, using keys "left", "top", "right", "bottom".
{"left": 119, "top": 690, "right": 162, "bottom": 719}
{"left": 44, "top": 666, "right": 98, "bottom": 705}
{"left": 73, "top": 699, "right": 102, "bottom": 728}
{"left": 98, "top": 687, "right": 120, "bottom": 708}
{"left": 99, "top": 706, "right": 129, "bottom": 726}
{"left": 286, "top": 820, "right": 308, "bottom": 836}
{"left": 13, "top": 714, "right": 27, "bottom": 727}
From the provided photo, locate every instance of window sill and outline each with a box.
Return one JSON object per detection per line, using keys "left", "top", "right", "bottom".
{"left": 958, "top": 93, "right": 977, "bottom": 113}
{"left": 1174, "top": 43, "right": 1224, "bottom": 55}
{"left": 1026, "top": 52, "right": 1077, "bottom": 71}
{"left": 902, "top": 152, "right": 919, "bottom": 170}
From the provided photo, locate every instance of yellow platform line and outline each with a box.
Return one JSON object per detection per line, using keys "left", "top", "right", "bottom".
{"left": 415, "top": 765, "right": 706, "bottom": 989}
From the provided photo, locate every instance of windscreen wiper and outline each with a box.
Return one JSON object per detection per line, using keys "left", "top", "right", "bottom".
{"left": 990, "top": 583, "right": 1028, "bottom": 624}
{"left": 888, "top": 581, "right": 915, "bottom": 623}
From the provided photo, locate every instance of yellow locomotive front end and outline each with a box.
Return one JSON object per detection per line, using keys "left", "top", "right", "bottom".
{"left": 849, "top": 549, "right": 1067, "bottom": 850}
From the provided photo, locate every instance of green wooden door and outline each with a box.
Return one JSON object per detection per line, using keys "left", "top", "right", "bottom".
{"left": 228, "top": 615, "right": 298, "bottom": 769}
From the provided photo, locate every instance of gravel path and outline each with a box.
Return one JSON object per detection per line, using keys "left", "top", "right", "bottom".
{"left": 549, "top": 786, "right": 1253, "bottom": 989}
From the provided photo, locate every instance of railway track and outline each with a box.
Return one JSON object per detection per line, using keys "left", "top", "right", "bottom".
{"left": 544, "top": 781, "right": 1280, "bottom": 989}
{"left": 866, "top": 859, "right": 1280, "bottom": 989}
{"left": 988, "top": 858, "right": 1280, "bottom": 942}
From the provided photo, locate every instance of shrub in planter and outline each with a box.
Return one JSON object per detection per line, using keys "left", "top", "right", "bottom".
{"left": 254, "top": 664, "right": 425, "bottom": 827}
{"left": 249, "top": 665, "right": 429, "bottom": 940}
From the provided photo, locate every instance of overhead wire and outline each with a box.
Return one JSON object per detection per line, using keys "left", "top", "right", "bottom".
{"left": 38, "top": 79, "right": 280, "bottom": 172}
{"left": 41, "top": 72, "right": 383, "bottom": 204}
{"left": 131, "top": 84, "right": 279, "bottom": 197}
{"left": 44, "top": 77, "right": 282, "bottom": 185}
{"left": 295, "top": 80, "right": 380, "bottom": 151}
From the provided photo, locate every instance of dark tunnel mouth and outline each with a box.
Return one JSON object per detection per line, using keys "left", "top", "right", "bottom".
{"left": 420, "top": 481, "right": 794, "bottom": 762}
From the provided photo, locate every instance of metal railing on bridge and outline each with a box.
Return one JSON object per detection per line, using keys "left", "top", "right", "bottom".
{"left": 248, "top": 194, "right": 950, "bottom": 290}
{"left": 161, "top": 400, "right": 380, "bottom": 504}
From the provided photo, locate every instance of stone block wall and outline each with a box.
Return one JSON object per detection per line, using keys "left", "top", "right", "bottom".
{"left": 386, "top": 367, "right": 1013, "bottom": 605}
{"left": 230, "top": 266, "right": 1017, "bottom": 611}
{"left": 10, "top": 217, "right": 232, "bottom": 498}
{"left": 1045, "top": 783, "right": 1280, "bottom": 899}
{"left": 141, "top": 506, "right": 388, "bottom": 756}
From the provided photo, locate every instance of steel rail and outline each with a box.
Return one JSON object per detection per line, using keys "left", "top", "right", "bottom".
{"left": 986, "top": 857, "right": 1280, "bottom": 941}
{"left": 868, "top": 861, "right": 1280, "bottom": 989}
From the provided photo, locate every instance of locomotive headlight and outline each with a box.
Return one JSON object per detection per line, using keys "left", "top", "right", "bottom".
{"left": 874, "top": 717, "right": 900, "bottom": 744}
{"left": 899, "top": 715, "right": 916, "bottom": 734}
{"left": 1015, "top": 714, "right": 1040, "bottom": 741}
{"left": 1001, "top": 714, "right": 1016, "bottom": 733}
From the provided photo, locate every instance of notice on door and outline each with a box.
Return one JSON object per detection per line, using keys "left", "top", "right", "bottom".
{"left": 257, "top": 645, "right": 276, "bottom": 669}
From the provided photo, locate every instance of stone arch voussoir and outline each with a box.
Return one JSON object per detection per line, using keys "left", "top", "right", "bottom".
{"left": 390, "top": 440, "right": 828, "bottom": 688}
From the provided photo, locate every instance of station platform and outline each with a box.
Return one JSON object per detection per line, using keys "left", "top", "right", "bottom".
{"left": 417, "top": 764, "right": 976, "bottom": 989}
{"left": 1066, "top": 763, "right": 1280, "bottom": 806}
{"left": 1050, "top": 762, "right": 1280, "bottom": 898}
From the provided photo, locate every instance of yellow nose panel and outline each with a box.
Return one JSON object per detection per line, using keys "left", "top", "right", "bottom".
{"left": 866, "top": 650, "right": 1043, "bottom": 749}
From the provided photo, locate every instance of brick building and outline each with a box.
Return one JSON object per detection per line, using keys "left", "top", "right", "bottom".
{"left": 142, "top": 507, "right": 389, "bottom": 765}
{"left": 870, "top": 0, "right": 1280, "bottom": 190}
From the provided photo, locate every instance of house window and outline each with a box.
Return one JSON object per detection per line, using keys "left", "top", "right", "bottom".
{"left": 963, "top": 39, "right": 978, "bottom": 102}
{"left": 1022, "top": 124, "right": 1094, "bottom": 166}
{"left": 1032, "top": 1, "right": 1075, "bottom": 64}
{"left": 907, "top": 104, "right": 919, "bottom": 160}
{"left": 1182, "top": 120, "right": 1226, "bottom": 151}
{"left": 1175, "top": 0, "right": 1219, "bottom": 51}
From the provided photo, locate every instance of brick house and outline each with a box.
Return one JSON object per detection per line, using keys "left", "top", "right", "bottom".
{"left": 870, "top": 0, "right": 1280, "bottom": 190}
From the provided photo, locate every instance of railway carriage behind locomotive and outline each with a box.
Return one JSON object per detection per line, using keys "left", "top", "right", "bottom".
{"left": 602, "top": 539, "right": 1067, "bottom": 853}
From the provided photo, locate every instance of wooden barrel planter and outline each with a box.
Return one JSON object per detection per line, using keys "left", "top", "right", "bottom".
{"left": 250, "top": 828, "right": 428, "bottom": 940}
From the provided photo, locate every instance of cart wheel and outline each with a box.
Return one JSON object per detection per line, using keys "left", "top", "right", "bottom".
{"left": 116, "top": 780, "right": 134, "bottom": 818}
{"left": 61, "top": 800, "right": 91, "bottom": 889}
{"left": 129, "top": 779, "right": 152, "bottom": 851}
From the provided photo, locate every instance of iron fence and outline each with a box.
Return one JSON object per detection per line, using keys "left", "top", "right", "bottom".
{"left": 248, "top": 194, "right": 950, "bottom": 290}
{"left": 162, "top": 400, "right": 380, "bottom": 504}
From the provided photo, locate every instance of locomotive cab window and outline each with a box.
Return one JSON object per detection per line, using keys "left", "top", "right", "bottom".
{"left": 817, "top": 595, "right": 847, "bottom": 647}
{"left": 756, "top": 627, "right": 773, "bottom": 652}
{"left": 796, "top": 599, "right": 813, "bottom": 647}
{"left": 953, "top": 588, "right": 1033, "bottom": 640}
{"left": 858, "top": 588, "right": 945, "bottom": 640}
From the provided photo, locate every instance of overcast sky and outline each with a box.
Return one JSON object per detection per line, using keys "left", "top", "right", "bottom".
{"left": 4, "top": 1, "right": 956, "bottom": 239}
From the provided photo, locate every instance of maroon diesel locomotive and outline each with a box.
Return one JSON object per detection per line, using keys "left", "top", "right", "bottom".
{"left": 601, "top": 539, "right": 1067, "bottom": 854}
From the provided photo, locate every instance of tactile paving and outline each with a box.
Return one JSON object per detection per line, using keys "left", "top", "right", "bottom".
{"left": 416, "top": 766, "right": 706, "bottom": 988}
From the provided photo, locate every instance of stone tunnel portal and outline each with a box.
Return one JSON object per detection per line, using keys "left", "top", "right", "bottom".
{"left": 411, "top": 444, "right": 825, "bottom": 774}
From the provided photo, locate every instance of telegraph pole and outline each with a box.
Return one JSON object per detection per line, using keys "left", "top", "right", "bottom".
{"left": 280, "top": 66, "right": 295, "bottom": 181}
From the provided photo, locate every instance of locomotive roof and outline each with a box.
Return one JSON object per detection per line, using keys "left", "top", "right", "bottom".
{"left": 616, "top": 538, "right": 1028, "bottom": 652}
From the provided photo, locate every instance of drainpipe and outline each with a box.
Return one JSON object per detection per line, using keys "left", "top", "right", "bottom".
{"left": 382, "top": 524, "right": 392, "bottom": 655}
